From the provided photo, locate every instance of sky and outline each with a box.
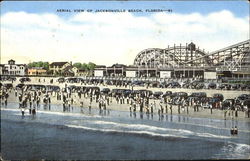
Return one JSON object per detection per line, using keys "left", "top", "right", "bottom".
{"left": 1, "top": 1, "right": 249, "bottom": 66}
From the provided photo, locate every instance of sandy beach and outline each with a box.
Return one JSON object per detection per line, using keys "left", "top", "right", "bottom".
{"left": 2, "top": 77, "right": 250, "bottom": 122}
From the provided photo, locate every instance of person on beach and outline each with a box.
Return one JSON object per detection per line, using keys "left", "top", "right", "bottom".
{"left": 107, "top": 96, "right": 110, "bottom": 106}
{"left": 145, "top": 105, "right": 150, "bottom": 115}
{"left": 127, "top": 97, "right": 130, "bottom": 104}
{"left": 98, "top": 98, "right": 102, "bottom": 110}
{"left": 231, "top": 126, "right": 238, "bottom": 135}
{"left": 133, "top": 102, "right": 136, "bottom": 112}
{"left": 15, "top": 89, "right": 18, "bottom": 97}
{"left": 48, "top": 95, "right": 51, "bottom": 105}
{"left": 63, "top": 102, "right": 66, "bottom": 112}
{"left": 177, "top": 103, "right": 181, "bottom": 114}
{"left": 32, "top": 108, "right": 36, "bottom": 116}
{"left": 150, "top": 103, "right": 153, "bottom": 114}
{"left": 196, "top": 100, "right": 200, "bottom": 112}
{"left": 158, "top": 105, "right": 161, "bottom": 116}
{"left": 21, "top": 108, "right": 25, "bottom": 117}
{"left": 29, "top": 98, "right": 32, "bottom": 109}
{"left": 18, "top": 93, "right": 22, "bottom": 104}
{"left": 210, "top": 104, "right": 213, "bottom": 114}
{"left": 165, "top": 104, "right": 168, "bottom": 114}
{"left": 4, "top": 95, "right": 8, "bottom": 107}
{"left": 224, "top": 110, "right": 227, "bottom": 120}
{"left": 234, "top": 126, "right": 238, "bottom": 135}
{"left": 235, "top": 107, "right": 238, "bottom": 117}
{"left": 36, "top": 96, "right": 40, "bottom": 108}
{"left": 193, "top": 101, "right": 197, "bottom": 112}
{"left": 160, "top": 101, "right": 163, "bottom": 114}
{"left": 89, "top": 101, "right": 92, "bottom": 111}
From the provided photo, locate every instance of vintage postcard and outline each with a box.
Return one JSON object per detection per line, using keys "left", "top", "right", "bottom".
{"left": 1, "top": 0, "right": 249, "bottom": 160}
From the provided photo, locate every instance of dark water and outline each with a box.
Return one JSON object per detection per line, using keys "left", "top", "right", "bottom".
{"left": 1, "top": 103, "right": 250, "bottom": 160}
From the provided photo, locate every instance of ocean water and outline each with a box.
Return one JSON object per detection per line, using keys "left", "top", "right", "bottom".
{"left": 1, "top": 103, "right": 250, "bottom": 160}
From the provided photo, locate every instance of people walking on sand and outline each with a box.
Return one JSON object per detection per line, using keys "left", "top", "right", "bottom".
{"left": 4, "top": 96, "right": 8, "bottom": 107}
{"left": 21, "top": 107, "right": 25, "bottom": 117}
{"left": 153, "top": 100, "right": 156, "bottom": 111}
{"left": 150, "top": 103, "right": 153, "bottom": 114}
{"left": 18, "top": 93, "right": 22, "bottom": 103}
{"left": 193, "top": 101, "right": 197, "bottom": 112}
{"left": 165, "top": 104, "right": 168, "bottom": 114}
{"left": 32, "top": 108, "right": 36, "bottom": 116}
{"left": 158, "top": 105, "right": 161, "bottom": 116}
{"left": 107, "top": 96, "right": 110, "bottom": 106}
{"left": 224, "top": 110, "right": 227, "bottom": 120}
{"left": 196, "top": 100, "right": 200, "bottom": 112}
{"left": 36, "top": 96, "right": 40, "bottom": 108}
{"left": 235, "top": 107, "right": 238, "bottom": 117}
{"left": 29, "top": 106, "right": 32, "bottom": 114}
{"left": 89, "top": 101, "right": 92, "bottom": 111}
{"left": 48, "top": 95, "right": 51, "bottom": 105}
{"left": 98, "top": 98, "right": 102, "bottom": 110}
{"left": 170, "top": 104, "right": 173, "bottom": 115}
{"left": 29, "top": 98, "right": 32, "bottom": 109}
{"left": 133, "top": 102, "right": 136, "bottom": 112}
{"left": 145, "top": 105, "right": 150, "bottom": 115}
{"left": 127, "top": 97, "right": 129, "bottom": 104}
{"left": 159, "top": 101, "right": 163, "bottom": 114}
{"left": 103, "top": 100, "right": 107, "bottom": 110}
{"left": 15, "top": 89, "right": 18, "bottom": 97}
{"left": 177, "top": 103, "right": 181, "bottom": 114}
{"left": 63, "top": 102, "right": 66, "bottom": 112}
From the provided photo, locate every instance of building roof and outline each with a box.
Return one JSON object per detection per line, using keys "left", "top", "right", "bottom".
{"left": 16, "top": 64, "right": 26, "bottom": 66}
{"left": 62, "top": 66, "right": 74, "bottom": 74}
{"left": 110, "top": 64, "right": 127, "bottom": 68}
{"left": 28, "top": 67, "right": 46, "bottom": 70}
{"left": 95, "top": 65, "right": 106, "bottom": 68}
{"left": 50, "top": 62, "right": 69, "bottom": 67}
{"left": 2, "top": 64, "right": 26, "bottom": 66}
{"left": 8, "top": 59, "right": 15, "bottom": 62}
{"left": 8, "top": 59, "right": 15, "bottom": 65}
{"left": 63, "top": 65, "right": 73, "bottom": 71}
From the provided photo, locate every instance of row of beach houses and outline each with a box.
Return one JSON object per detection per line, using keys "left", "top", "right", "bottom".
{"left": 0, "top": 59, "right": 87, "bottom": 77}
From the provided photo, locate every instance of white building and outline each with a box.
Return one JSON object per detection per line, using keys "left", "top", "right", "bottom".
{"left": 0, "top": 65, "right": 3, "bottom": 75}
{"left": 1, "top": 59, "right": 27, "bottom": 76}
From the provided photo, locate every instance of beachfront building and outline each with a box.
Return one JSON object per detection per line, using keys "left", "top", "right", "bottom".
{"left": 94, "top": 64, "right": 128, "bottom": 77}
{"left": 28, "top": 67, "right": 47, "bottom": 76}
{"left": 94, "top": 40, "right": 250, "bottom": 80}
{"left": 49, "top": 62, "right": 71, "bottom": 76}
{"left": 0, "top": 59, "right": 27, "bottom": 76}
{"left": 0, "top": 64, "right": 4, "bottom": 75}
{"left": 72, "top": 67, "right": 86, "bottom": 76}
{"left": 61, "top": 66, "right": 75, "bottom": 76}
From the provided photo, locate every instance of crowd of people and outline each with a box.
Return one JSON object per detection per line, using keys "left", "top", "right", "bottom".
{"left": 1, "top": 76, "right": 250, "bottom": 137}
{"left": 1, "top": 77, "right": 250, "bottom": 121}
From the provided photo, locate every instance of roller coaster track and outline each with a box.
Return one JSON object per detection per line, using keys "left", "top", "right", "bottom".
{"left": 183, "top": 39, "right": 250, "bottom": 67}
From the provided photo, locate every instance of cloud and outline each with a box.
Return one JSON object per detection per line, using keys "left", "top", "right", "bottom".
{"left": 0, "top": 10, "right": 249, "bottom": 65}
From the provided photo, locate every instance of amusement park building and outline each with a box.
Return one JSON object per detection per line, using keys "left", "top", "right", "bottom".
{"left": 95, "top": 39, "right": 250, "bottom": 80}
